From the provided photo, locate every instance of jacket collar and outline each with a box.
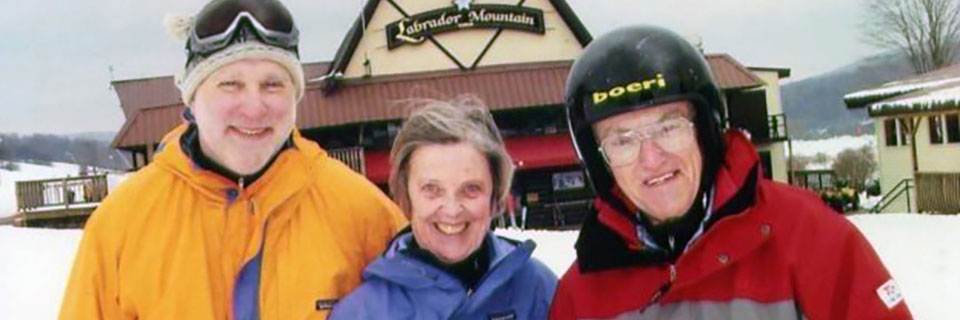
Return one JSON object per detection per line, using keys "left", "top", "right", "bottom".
{"left": 365, "top": 230, "right": 535, "bottom": 296}
{"left": 151, "top": 124, "right": 326, "bottom": 215}
{"left": 575, "top": 130, "right": 762, "bottom": 272}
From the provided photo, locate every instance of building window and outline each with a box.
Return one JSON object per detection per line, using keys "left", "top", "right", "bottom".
{"left": 884, "top": 118, "right": 910, "bottom": 146}
{"left": 948, "top": 113, "right": 960, "bottom": 143}
{"left": 552, "top": 171, "right": 585, "bottom": 191}
{"left": 929, "top": 115, "right": 944, "bottom": 144}
{"left": 928, "top": 113, "right": 960, "bottom": 144}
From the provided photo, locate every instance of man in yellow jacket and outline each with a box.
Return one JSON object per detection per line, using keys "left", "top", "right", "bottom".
{"left": 59, "top": 1, "right": 405, "bottom": 319}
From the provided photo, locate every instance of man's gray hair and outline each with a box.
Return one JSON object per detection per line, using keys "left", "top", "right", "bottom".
{"left": 389, "top": 96, "right": 515, "bottom": 216}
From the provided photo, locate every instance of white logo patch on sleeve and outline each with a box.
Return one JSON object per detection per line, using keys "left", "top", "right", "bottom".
{"left": 876, "top": 279, "right": 904, "bottom": 309}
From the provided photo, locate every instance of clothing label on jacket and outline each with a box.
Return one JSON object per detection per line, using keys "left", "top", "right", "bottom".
{"left": 488, "top": 310, "right": 516, "bottom": 320}
{"left": 876, "top": 279, "right": 904, "bottom": 309}
{"left": 315, "top": 299, "right": 339, "bottom": 311}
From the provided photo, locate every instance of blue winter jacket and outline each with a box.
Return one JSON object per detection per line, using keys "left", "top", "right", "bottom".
{"left": 329, "top": 231, "right": 557, "bottom": 320}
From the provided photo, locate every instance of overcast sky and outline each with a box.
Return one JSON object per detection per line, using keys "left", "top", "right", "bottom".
{"left": 0, "top": 0, "right": 875, "bottom": 135}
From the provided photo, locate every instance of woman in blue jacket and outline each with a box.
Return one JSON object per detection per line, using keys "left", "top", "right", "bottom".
{"left": 330, "top": 97, "right": 557, "bottom": 320}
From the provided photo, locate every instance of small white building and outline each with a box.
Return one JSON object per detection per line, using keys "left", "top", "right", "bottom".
{"left": 844, "top": 65, "right": 960, "bottom": 213}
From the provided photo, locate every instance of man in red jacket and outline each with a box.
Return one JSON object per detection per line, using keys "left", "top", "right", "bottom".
{"left": 550, "top": 25, "right": 912, "bottom": 320}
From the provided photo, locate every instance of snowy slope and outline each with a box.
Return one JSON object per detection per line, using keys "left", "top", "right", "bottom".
{"left": 790, "top": 134, "right": 876, "bottom": 158}
{"left": 847, "top": 214, "right": 959, "bottom": 320}
{"left": 0, "top": 214, "right": 949, "bottom": 320}
{"left": 0, "top": 226, "right": 82, "bottom": 320}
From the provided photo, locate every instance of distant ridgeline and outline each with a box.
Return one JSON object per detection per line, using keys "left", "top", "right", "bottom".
{"left": 781, "top": 51, "right": 915, "bottom": 139}
{"left": 0, "top": 133, "right": 130, "bottom": 170}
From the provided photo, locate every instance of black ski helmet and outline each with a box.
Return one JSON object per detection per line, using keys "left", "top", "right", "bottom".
{"left": 565, "top": 25, "right": 726, "bottom": 204}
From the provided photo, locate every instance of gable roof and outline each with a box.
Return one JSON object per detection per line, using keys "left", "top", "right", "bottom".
{"left": 111, "top": 76, "right": 181, "bottom": 120}
{"left": 704, "top": 53, "right": 765, "bottom": 90}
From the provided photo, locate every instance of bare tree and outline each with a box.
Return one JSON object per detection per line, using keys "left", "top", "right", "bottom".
{"left": 862, "top": 0, "right": 959, "bottom": 182}
{"left": 813, "top": 152, "right": 831, "bottom": 166}
{"left": 0, "top": 137, "right": 10, "bottom": 169}
{"left": 863, "top": 0, "right": 960, "bottom": 73}
{"left": 833, "top": 146, "right": 878, "bottom": 190}
{"left": 789, "top": 155, "right": 813, "bottom": 171}
{"left": 0, "top": 138, "right": 7, "bottom": 162}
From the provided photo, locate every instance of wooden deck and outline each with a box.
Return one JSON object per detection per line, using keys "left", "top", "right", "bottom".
{"left": 14, "top": 175, "right": 107, "bottom": 228}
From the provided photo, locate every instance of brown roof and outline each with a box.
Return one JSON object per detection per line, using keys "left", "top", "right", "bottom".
{"left": 112, "top": 76, "right": 181, "bottom": 120}
{"left": 705, "top": 54, "right": 765, "bottom": 89}
{"left": 111, "top": 104, "right": 185, "bottom": 148}
{"left": 111, "top": 62, "right": 331, "bottom": 121}
{"left": 112, "top": 56, "right": 763, "bottom": 149}
{"left": 297, "top": 61, "right": 570, "bottom": 128}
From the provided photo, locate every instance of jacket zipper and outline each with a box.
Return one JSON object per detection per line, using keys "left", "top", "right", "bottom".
{"left": 648, "top": 264, "right": 676, "bottom": 304}
{"left": 227, "top": 176, "right": 271, "bottom": 319}
{"left": 450, "top": 243, "right": 529, "bottom": 317}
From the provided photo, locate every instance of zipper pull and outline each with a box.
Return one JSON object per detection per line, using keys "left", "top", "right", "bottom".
{"left": 238, "top": 177, "right": 245, "bottom": 192}
{"left": 649, "top": 264, "right": 677, "bottom": 304}
{"left": 668, "top": 236, "right": 676, "bottom": 251}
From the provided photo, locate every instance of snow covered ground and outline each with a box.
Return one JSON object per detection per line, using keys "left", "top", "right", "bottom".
{"left": 0, "top": 214, "right": 955, "bottom": 319}
{"left": 0, "top": 162, "right": 127, "bottom": 219}
{"left": 0, "top": 226, "right": 81, "bottom": 320}
{"left": 846, "top": 214, "right": 959, "bottom": 320}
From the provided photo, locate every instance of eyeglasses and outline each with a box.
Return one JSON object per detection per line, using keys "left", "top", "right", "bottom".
{"left": 186, "top": 0, "right": 299, "bottom": 66}
{"left": 597, "top": 118, "right": 696, "bottom": 167}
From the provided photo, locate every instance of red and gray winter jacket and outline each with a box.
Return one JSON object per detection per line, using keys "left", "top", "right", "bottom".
{"left": 549, "top": 131, "right": 912, "bottom": 320}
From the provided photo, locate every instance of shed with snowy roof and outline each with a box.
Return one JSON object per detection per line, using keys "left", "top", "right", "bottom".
{"left": 844, "top": 65, "right": 960, "bottom": 214}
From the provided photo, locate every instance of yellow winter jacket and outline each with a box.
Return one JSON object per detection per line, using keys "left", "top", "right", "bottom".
{"left": 59, "top": 125, "right": 406, "bottom": 320}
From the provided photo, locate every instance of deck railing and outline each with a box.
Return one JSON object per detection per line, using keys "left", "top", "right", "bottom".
{"left": 16, "top": 175, "right": 108, "bottom": 212}
{"left": 328, "top": 147, "right": 366, "bottom": 175}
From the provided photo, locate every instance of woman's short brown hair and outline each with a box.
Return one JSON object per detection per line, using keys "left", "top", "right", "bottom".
{"left": 388, "top": 96, "right": 515, "bottom": 216}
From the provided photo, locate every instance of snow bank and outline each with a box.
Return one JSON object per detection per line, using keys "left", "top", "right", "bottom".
{"left": 0, "top": 226, "right": 82, "bottom": 320}
{"left": 848, "top": 214, "right": 960, "bottom": 320}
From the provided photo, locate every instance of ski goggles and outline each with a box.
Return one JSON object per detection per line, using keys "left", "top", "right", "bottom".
{"left": 186, "top": 0, "right": 299, "bottom": 66}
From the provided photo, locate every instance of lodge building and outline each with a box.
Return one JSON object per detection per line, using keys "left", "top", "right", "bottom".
{"left": 110, "top": 0, "right": 791, "bottom": 229}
